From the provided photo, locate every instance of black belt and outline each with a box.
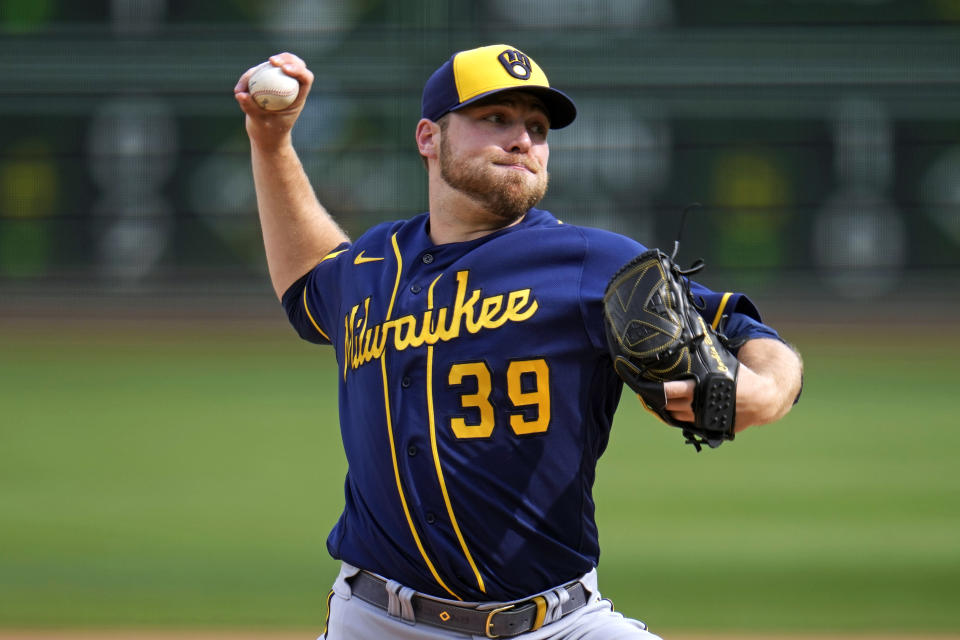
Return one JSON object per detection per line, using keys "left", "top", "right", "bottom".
{"left": 348, "top": 571, "right": 589, "bottom": 638}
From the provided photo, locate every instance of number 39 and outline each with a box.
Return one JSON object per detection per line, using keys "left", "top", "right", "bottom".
{"left": 447, "top": 358, "right": 551, "bottom": 439}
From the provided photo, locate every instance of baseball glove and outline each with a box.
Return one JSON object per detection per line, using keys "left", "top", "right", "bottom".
{"left": 603, "top": 248, "right": 739, "bottom": 451}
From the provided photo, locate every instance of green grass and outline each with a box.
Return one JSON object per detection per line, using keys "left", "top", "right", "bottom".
{"left": 595, "top": 329, "right": 960, "bottom": 632}
{"left": 1, "top": 322, "right": 957, "bottom": 632}
{"left": 0, "top": 323, "right": 345, "bottom": 628}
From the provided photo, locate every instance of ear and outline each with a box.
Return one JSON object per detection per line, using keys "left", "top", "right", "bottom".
{"left": 416, "top": 118, "right": 440, "bottom": 160}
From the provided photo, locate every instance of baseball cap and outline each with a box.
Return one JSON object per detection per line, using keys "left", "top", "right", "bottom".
{"left": 421, "top": 44, "right": 577, "bottom": 129}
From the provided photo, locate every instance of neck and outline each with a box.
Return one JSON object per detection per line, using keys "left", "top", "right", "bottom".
{"left": 426, "top": 170, "right": 525, "bottom": 244}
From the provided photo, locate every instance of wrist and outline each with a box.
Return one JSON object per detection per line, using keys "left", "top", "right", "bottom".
{"left": 734, "top": 365, "right": 779, "bottom": 430}
{"left": 246, "top": 119, "right": 295, "bottom": 154}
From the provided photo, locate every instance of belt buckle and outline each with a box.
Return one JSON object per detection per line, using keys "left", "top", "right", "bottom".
{"left": 484, "top": 603, "right": 515, "bottom": 638}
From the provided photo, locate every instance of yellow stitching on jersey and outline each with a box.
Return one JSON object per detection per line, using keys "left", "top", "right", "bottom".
{"left": 427, "top": 273, "right": 443, "bottom": 308}
{"left": 426, "top": 344, "right": 487, "bottom": 594}
{"left": 712, "top": 292, "right": 733, "bottom": 330}
{"left": 380, "top": 233, "right": 461, "bottom": 600}
{"left": 320, "top": 248, "right": 348, "bottom": 263}
{"left": 386, "top": 233, "right": 402, "bottom": 320}
{"left": 426, "top": 273, "right": 444, "bottom": 337}
{"left": 381, "top": 353, "right": 461, "bottom": 601}
{"left": 322, "top": 589, "right": 334, "bottom": 636}
{"left": 303, "top": 288, "right": 330, "bottom": 341}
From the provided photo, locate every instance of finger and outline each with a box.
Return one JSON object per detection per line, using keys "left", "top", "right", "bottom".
{"left": 234, "top": 91, "right": 257, "bottom": 112}
{"left": 270, "top": 51, "right": 304, "bottom": 67}
{"left": 663, "top": 379, "right": 695, "bottom": 423}
{"left": 234, "top": 64, "right": 266, "bottom": 96}
{"left": 665, "top": 399, "right": 691, "bottom": 414}
{"left": 269, "top": 53, "right": 314, "bottom": 85}
{"left": 663, "top": 379, "right": 695, "bottom": 402}
{"left": 234, "top": 54, "right": 313, "bottom": 97}
{"left": 234, "top": 56, "right": 312, "bottom": 119}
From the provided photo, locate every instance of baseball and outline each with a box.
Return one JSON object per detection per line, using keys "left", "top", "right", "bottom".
{"left": 248, "top": 63, "right": 300, "bottom": 111}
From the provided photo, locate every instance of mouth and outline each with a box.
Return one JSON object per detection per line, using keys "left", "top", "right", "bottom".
{"left": 494, "top": 160, "right": 537, "bottom": 174}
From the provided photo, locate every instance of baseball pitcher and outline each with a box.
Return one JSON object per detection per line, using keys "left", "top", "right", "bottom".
{"left": 234, "top": 44, "right": 803, "bottom": 639}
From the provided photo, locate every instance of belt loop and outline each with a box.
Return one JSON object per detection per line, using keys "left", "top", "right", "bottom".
{"left": 385, "top": 579, "right": 417, "bottom": 624}
{"left": 543, "top": 584, "right": 571, "bottom": 625}
{"left": 333, "top": 563, "right": 361, "bottom": 598}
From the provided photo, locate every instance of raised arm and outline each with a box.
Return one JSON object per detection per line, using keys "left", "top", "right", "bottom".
{"left": 234, "top": 52, "right": 349, "bottom": 299}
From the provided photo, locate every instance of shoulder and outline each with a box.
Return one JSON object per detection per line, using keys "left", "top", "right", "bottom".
{"left": 575, "top": 225, "right": 647, "bottom": 258}
{"left": 320, "top": 214, "right": 429, "bottom": 264}
{"left": 555, "top": 220, "right": 649, "bottom": 277}
{"left": 521, "top": 208, "right": 647, "bottom": 259}
{"left": 356, "top": 214, "right": 425, "bottom": 248}
{"left": 515, "top": 210, "right": 652, "bottom": 301}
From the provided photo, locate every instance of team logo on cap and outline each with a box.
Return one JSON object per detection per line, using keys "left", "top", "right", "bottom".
{"left": 498, "top": 49, "right": 532, "bottom": 80}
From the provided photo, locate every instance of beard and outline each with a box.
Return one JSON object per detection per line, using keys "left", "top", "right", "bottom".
{"left": 438, "top": 134, "right": 549, "bottom": 224}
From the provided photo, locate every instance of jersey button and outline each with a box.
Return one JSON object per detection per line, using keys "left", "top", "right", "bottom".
{"left": 410, "top": 284, "right": 422, "bottom": 294}
{"left": 425, "top": 512, "right": 437, "bottom": 524}
{"left": 407, "top": 445, "right": 417, "bottom": 456}
{"left": 421, "top": 253, "right": 434, "bottom": 264}
{"left": 401, "top": 377, "right": 411, "bottom": 388}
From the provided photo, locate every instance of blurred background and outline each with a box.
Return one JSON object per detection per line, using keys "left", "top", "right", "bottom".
{"left": 1, "top": 0, "right": 958, "bottom": 636}
{"left": 1, "top": 0, "right": 959, "bottom": 306}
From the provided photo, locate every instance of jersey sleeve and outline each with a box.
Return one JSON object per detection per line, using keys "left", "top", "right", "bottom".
{"left": 687, "top": 281, "right": 782, "bottom": 352}
{"left": 280, "top": 242, "right": 351, "bottom": 345}
{"left": 577, "top": 227, "right": 648, "bottom": 352}
{"left": 577, "top": 226, "right": 783, "bottom": 355}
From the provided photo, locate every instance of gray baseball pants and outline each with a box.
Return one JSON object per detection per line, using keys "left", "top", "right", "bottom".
{"left": 320, "top": 562, "right": 663, "bottom": 639}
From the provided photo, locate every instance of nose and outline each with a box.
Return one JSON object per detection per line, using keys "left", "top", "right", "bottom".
{"left": 506, "top": 123, "right": 533, "bottom": 154}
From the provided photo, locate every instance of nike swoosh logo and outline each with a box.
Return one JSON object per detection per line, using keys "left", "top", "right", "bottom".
{"left": 354, "top": 250, "right": 384, "bottom": 265}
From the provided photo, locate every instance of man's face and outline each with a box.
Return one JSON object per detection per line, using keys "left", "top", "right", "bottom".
{"left": 437, "top": 91, "right": 551, "bottom": 224}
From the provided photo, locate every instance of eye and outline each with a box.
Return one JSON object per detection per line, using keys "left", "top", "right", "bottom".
{"left": 483, "top": 112, "right": 506, "bottom": 124}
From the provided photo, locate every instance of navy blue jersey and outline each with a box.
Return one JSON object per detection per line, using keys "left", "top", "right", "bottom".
{"left": 282, "top": 207, "right": 780, "bottom": 602}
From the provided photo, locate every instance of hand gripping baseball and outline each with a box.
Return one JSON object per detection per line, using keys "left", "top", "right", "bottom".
{"left": 603, "top": 249, "right": 739, "bottom": 451}
{"left": 234, "top": 53, "right": 313, "bottom": 147}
